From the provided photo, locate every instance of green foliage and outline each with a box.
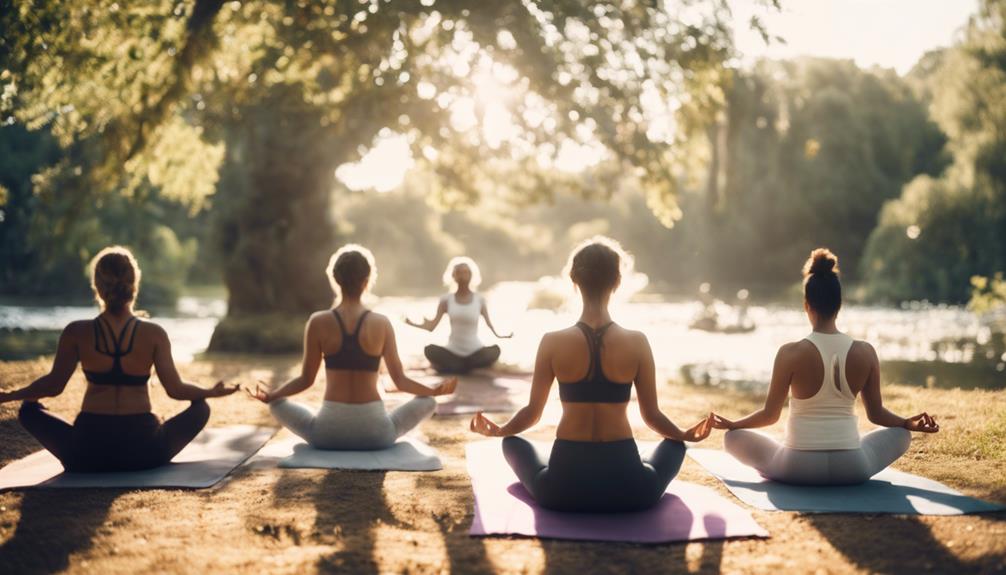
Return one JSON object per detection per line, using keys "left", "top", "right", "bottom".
{"left": 969, "top": 273, "right": 1006, "bottom": 313}
{"left": 2, "top": 0, "right": 771, "bottom": 321}
{"left": 657, "top": 58, "right": 948, "bottom": 293}
{"left": 862, "top": 175, "right": 1004, "bottom": 303}
{"left": 0, "top": 328, "right": 61, "bottom": 360}
{"left": 862, "top": 0, "right": 1006, "bottom": 303}
{"left": 0, "top": 122, "right": 203, "bottom": 305}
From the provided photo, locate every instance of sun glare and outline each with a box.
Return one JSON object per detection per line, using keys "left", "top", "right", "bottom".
{"left": 335, "top": 131, "right": 414, "bottom": 193}
{"left": 336, "top": 46, "right": 613, "bottom": 192}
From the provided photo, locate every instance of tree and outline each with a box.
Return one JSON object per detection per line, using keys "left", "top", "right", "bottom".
{"left": 1, "top": 0, "right": 777, "bottom": 347}
{"left": 861, "top": 0, "right": 1006, "bottom": 303}
{"left": 677, "top": 58, "right": 947, "bottom": 292}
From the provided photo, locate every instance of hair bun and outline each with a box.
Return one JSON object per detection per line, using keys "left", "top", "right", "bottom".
{"left": 804, "top": 248, "right": 839, "bottom": 277}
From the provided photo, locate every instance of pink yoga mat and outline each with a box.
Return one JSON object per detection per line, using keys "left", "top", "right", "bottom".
{"left": 466, "top": 439, "right": 769, "bottom": 543}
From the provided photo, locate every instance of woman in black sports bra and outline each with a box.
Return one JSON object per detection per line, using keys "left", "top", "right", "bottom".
{"left": 0, "top": 246, "right": 239, "bottom": 472}
{"left": 470, "top": 237, "right": 713, "bottom": 512}
{"left": 248, "top": 244, "right": 457, "bottom": 450}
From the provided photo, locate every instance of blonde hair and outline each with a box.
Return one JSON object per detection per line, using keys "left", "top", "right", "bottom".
{"left": 443, "top": 256, "right": 483, "bottom": 290}
{"left": 327, "top": 244, "right": 377, "bottom": 298}
{"left": 90, "top": 246, "right": 141, "bottom": 312}
{"left": 563, "top": 235, "right": 634, "bottom": 298}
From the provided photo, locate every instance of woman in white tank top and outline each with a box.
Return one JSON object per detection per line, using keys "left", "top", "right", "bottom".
{"left": 710, "top": 248, "right": 939, "bottom": 485}
{"left": 406, "top": 256, "right": 512, "bottom": 374}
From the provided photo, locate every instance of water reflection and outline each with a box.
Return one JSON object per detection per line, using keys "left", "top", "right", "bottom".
{"left": 1, "top": 289, "right": 1000, "bottom": 389}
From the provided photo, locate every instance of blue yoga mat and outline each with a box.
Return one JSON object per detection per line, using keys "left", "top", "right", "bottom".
{"left": 688, "top": 448, "right": 1005, "bottom": 515}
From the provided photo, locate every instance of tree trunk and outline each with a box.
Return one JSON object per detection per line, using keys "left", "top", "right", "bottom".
{"left": 207, "top": 95, "right": 338, "bottom": 352}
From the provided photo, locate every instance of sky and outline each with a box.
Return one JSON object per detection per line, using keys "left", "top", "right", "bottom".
{"left": 731, "top": 0, "right": 979, "bottom": 75}
{"left": 338, "top": 0, "right": 980, "bottom": 192}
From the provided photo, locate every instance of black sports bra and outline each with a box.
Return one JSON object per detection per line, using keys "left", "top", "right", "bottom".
{"left": 558, "top": 322, "right": 632, "bottom": 403}
{"left": 83, "top": 316, "right": 151, "bottom": 387}
{"left": 324, "top": 309, "right": 381, "bottom": 372}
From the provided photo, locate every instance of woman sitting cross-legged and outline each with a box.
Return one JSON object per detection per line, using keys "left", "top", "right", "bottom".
{"left": 406, "top": 256, "right": 512, "bottom": 374}
{"left": 469, "top": 237, "right": 713, "bottom": 512}
{"left": 249, "top": 244, "right": 457, "bottom": 450}
{"left": 711, "top": 248, "right": 939, "bottom": 485}
{"left": 0, "top": 246, "right": 239, "bottom": 472}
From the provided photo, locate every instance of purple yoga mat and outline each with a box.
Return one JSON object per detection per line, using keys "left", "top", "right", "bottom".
{"left": 466, "top": 439, "right": 769, "bottom": 543}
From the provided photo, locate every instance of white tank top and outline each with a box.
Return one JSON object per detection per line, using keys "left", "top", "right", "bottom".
{"left": 784, "top": 331, "right": 861, "bottom": 450}
{"left": 445, "top": 293, "right": 484, "bottom": 356}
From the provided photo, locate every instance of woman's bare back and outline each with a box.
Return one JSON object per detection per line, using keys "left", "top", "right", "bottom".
{"left": 550, "top": 323, "right": 641, "bottom": 442}
{"left": 315, "top": 306, "right": 388, "bottom": 403}
{"left": 785, "top": 336, "right": 874, "bottom": 400}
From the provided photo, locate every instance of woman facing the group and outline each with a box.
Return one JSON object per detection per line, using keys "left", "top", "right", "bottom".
{"left": 407, "top": 256, "right": 512, "bottom": 374}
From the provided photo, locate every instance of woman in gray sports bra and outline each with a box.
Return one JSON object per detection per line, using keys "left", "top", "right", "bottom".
{"left": 248, "top": 245, "right": 457, "bottom": 450}
{"left": 711, "top": 249, "right": 939, "bottom": 485}
{"left": 470, "top": 237, "right": 714, "bottom": 512}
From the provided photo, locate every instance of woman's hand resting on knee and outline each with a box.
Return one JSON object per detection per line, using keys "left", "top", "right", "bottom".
{"left": 246, "top": 381, "right": 275, "bottom": 404}
{"left": 678, "top": 413, "right": 715, "bottom": 442}
{"left": 470, "top": 411, "right": 504, "bottom": 437}
{"left": 710, "top": 413, "right": 736, "bottom": 430}
{"left": 903, "top": 412, "right": 939, "bottom": 433}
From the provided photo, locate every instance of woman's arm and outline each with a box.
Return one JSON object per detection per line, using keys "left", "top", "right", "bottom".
{"left": 480, "top": 297, "right": 512, "bottom": 339}
{"left": 470, "top": 333, "right": 556, "bottom": 437}
{"left": 153, "top": 325, "right": 238, "bottom": 401}
{"left": 0, "top": 324, "right": 80, "bottom": 402}
{"left": 634, "top": 332, "right": 713, "bottom": 441}
{"left": 250, "top": 315, "right": 324, "bottom": 403}
{"left": 382, "top": 316, "right": 457, "bottom": 396}
{"left": 404, "top": 298, "right": 447, "bottom": 332}
{"left": 859, "top": 342, "right": 939, "bottom": 432}
{"left": 711, "top": 343, "right": 795, "bottom": 430}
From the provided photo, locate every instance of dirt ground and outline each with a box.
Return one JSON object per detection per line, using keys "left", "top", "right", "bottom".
{"left": 0, "top": 355, "right": 1004, "bottom": 574}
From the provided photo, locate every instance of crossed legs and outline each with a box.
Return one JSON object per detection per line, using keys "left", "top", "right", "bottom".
{"left": 723, "top": 427, "right": 912, "bottom": 485}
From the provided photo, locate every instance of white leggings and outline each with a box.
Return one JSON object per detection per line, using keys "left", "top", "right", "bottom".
{"left": 724, "top": 427, "right": 912, "bottom": 485}
{"left": 269, "top": 397, "right": 436, "bottom": 450}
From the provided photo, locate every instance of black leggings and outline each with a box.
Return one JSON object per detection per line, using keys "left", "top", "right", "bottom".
{"left": 17, "top": 400, "right": 210, "bottom": 472}
{"left": 502, "top": 436, "right": 687, "bottom": 513}
{"left": 424, "top": 344, "right": 500, "bottom": 374}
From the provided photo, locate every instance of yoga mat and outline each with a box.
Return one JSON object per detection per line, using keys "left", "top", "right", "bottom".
{"left": 385, "top": 372, "right": 529, "bottom": 415}
{"left": 249, "top": 436, "right": 442, "bottom": 471}
{"left": 466, "top": 439, "right": 769, "bottom": 543}
{"left": 0, "top": 425, "right": 274, "bottom": 490}
{"left": 688, "top": 448, "right": 1006, "bottom": 515}
{"left": 436, "top": 375, "right": 530, "bottom": 415}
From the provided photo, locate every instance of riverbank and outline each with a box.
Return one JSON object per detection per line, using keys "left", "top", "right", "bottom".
{"left": 0, "top": 356, "right": 1003, "bottom": 574}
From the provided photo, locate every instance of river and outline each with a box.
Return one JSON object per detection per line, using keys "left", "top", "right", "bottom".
{"left": 2, "top": 286, "right": 1003, "bottom": 390}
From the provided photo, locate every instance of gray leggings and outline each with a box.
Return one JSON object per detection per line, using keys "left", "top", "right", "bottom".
{"left": 502, "top": 436, "right": 687, "bottom": 513}
{"left": 269, "top": 397, "right": 436, "bottom": 450}
{"left": 723, "top": 427, "right": 912, "bottom": 485}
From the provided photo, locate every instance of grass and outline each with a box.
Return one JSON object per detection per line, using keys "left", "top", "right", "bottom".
{"left": 0, "top": 355, "right": 1003, "bottom": 574}
{"left": 0, "top": 329, "right": 61, "bottom": 361}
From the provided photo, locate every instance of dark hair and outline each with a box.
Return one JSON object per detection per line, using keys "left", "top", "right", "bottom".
{"left": 566, "top": 236, "right": 629, "bottom": 299}
{"left": 802, "top": 248, "right": 841, "bottom": 318}
{"left": 90, "top": 246, "right": 140, "bottom": 313}
{"left": 328, "top": 244, "right": 376, "bottom": 298}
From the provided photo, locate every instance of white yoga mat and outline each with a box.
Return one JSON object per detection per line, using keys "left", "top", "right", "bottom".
{"left": 0, "top": 425, "right": 275, "bottom": 490}
{"left": 688, "top": 448, "right": 1006, "bottom": 515}
{"left": 249, "top": 436, "right": 443, "bottom": 471}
